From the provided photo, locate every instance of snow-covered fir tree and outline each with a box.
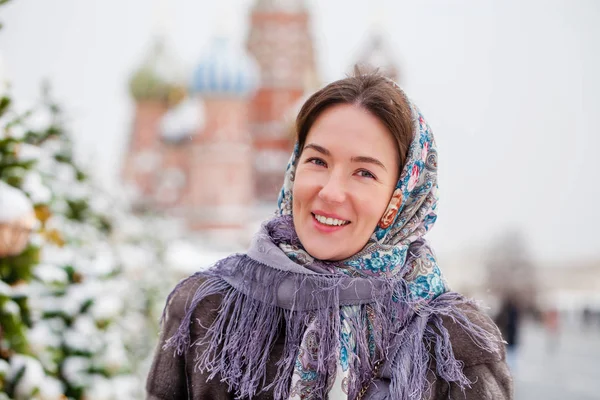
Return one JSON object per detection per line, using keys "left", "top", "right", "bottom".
{"left": 0, "top": 62, "right": 209, "bottom": 400}
{"left": 0, "top": 75, "right": 228, "bottom": 400}
{"left": 0, "top": 78, "right": 131, "bottom": 398}
{"left": 0, "top": 5, "right": 231, "bottom": 396}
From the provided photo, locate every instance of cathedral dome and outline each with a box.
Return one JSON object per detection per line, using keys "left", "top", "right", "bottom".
{"left": 190, "top": 37, "right": 260, "bottom": 97}
{"left": 129, "top": 37, "right": 186, "bottom": 104}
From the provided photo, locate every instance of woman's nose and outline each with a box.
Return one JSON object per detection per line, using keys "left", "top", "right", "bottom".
{"left": 318, "top": 174, "right": 346, "bottom": 204}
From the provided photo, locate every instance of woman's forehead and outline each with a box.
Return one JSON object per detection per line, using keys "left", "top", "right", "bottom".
{"left": 304, "top": 104, "right": 398, "bottom": 159}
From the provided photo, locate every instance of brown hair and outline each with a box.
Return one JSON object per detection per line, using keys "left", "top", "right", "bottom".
{"left": 296, "top": 69, "right": 414, "bottom": 170}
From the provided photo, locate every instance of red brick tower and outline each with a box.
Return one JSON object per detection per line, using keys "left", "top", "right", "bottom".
{"left": 123, "top": 37, "right": 186, "bottom": 205}
{"left": 185, "top": 36, "right": 259, "bottom": 238}
{"left": 247, "top": 0, "right": 318, "bottom": 201}
{"left": 154, "top": 97, "right": 203, "bottom": 210}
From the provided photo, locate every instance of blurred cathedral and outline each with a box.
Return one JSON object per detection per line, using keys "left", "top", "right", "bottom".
{"left": 121, "top": 0, "right": 398, "bottom": 242}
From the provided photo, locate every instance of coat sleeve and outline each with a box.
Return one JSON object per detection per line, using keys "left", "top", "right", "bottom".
{"left": 145, "top": 276, "right": 235, "bottom": 400}
{"left": 428, "top": 361, "right": 513, "bottom": 399}
{"left": 427, "top": 303, "right": 514, "bottom": 399}
{"left": 145, "top": 278, "right": 197, "bottom": 400}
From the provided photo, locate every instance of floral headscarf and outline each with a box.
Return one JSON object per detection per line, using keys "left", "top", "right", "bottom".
{"left": 277, "top": 87, "right": 446, "bottom": 299}
{"left": 275, "top": 81, "right": 448, "bottom": 398}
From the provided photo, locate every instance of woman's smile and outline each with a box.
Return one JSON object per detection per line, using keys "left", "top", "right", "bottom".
{"left": 311, "top": 211, "right": 351, "bottom": 233}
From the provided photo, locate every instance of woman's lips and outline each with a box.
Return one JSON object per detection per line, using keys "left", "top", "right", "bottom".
{"left": 311, "top": 213, "right": 350, "bottom": 233}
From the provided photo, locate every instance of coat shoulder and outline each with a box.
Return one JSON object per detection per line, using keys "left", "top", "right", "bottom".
{"left": 162, "top": 274, "right": 205, "bottom": 321}
{"left": 162, "top": 273, "right": 225, "bottom": 327}
{"left": 426, "top": 300, "right": 514, "bottom": 399}
{"left": 442, "top": 301, "right": 506, "bottom": 367}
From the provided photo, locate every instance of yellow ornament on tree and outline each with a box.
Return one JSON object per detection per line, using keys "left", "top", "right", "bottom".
{"left": 34, "top": 204, "right": 52, "bottom": 225}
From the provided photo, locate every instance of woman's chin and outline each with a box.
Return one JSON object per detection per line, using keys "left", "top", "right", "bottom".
{"left": 303, "top": 244, "right": 348, "bottom": 262}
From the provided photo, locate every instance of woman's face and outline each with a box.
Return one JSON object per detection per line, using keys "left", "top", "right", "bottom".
{"left": 292, "top": 104, "right": 400, "bottom": 261}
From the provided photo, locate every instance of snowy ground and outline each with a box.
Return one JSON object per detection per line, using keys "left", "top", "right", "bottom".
{"left": 513, "top": 319, "right": 600, "bottom": 399}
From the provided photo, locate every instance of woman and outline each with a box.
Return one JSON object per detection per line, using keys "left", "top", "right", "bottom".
{"left": 146, "top": 72, "right": 513, "bottom": 399}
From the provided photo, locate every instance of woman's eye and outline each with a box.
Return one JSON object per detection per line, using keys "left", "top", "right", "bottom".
{"left": 357, "top": 169, "right": 376, "bottom": 179}
{"left": 307, "top": 158, "right": 327, "bottom": 167}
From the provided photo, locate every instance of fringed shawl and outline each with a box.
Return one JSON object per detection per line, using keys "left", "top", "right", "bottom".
{"left": 163, "top": 227, "right": 501, "bottom": 399}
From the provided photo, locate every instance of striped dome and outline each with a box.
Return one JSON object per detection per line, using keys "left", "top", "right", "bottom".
{"left": 191, "top": 37, "right": 259, "bottom": 97}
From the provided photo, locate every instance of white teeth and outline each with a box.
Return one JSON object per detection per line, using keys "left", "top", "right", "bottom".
{"left": 314, "top": 214, "right": 349, "bottom": 226}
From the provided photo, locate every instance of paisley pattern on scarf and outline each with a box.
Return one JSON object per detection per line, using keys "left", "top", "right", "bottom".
{"left": 276, "top": 81, "right": 448, "bottom": 399}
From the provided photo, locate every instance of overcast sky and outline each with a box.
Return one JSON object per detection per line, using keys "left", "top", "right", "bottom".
{"left": 1, "top": 0, "right": 599, "bottom": 264}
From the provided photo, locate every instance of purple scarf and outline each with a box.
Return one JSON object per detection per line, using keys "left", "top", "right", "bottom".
{"left": 163, "top": 218, "right": 499, "bottom": 399}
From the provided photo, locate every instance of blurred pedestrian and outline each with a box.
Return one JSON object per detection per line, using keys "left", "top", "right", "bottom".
{"left": 582, "top": 306, "right": 592, "bottom": 328}
{"left": 495, "top": 297, "right": 521, "bottom": 373}
{"left": 146, "top": 71, "right": 512, "bottom": 399}
{"left": 543, "top": 307, "right": 560, "bottom": 353}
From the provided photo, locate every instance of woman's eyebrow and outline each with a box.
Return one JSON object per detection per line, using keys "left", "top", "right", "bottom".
{"left": 351, "top": 156, "right": 387, "bottom": 171}
{"left": 304, "top": 143, "right": 330, "bottom": 156}
{"left": 304, "top": 143, "right": 387, "bottom": 171}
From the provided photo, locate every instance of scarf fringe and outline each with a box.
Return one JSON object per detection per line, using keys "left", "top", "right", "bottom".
{"left": 163, "top": 255, "right": 501, "bottom": 400}
{"left": 385, "top": 292, "right": 502, "bottom": 400}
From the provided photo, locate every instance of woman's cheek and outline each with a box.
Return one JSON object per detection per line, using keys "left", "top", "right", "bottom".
{"left": 293, "top": 168, "right": 319, "bottom": 201}
{"left": 305, "top": 168, "right": 329, "bottom": 189}
{"left": 359, "top": 193, "right": 386, "bottom": 223}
